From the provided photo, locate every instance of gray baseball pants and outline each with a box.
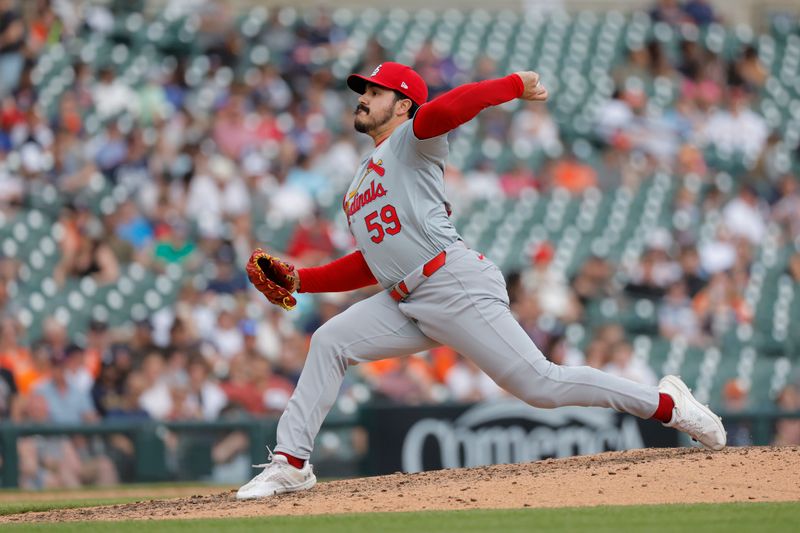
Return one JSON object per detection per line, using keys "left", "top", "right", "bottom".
{"left": 275, "top": 245, "right": 660, "bottom": 459}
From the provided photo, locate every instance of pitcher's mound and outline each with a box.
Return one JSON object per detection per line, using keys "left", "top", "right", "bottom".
{"left": 3, "top": 446, "right": 799, "bottom": 523}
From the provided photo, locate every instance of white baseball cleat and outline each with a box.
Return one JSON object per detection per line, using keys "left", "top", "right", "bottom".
{"left": 236, "top": 450, "right": 316, "bottom": 500}
{"left": 658, "top": 375, "right": 727, "bottom": 451}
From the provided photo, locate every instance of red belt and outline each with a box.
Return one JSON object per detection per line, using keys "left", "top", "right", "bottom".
{"left": 389, "top": 250, "right": 447, "bottom": 302}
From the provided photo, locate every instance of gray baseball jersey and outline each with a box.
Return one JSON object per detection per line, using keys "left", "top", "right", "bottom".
{"left": 273, "top": 117, "right": 662, "bottom": 461}
{"left": 343, "top": 120, "right": 459, "bottom": 288}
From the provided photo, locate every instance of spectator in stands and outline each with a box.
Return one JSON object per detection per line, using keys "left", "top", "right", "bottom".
{"left": 285, "top": 208, "right": 340, "bottom": 266}
{"left": 186, "top": 154, "right": 250, "bottom": 239}
{"left": 625, "top": 231, "right": 682, "bottom": 300}
{"left": 9, "top": 341, "right": 51, "bottom": 396}
{"left": 677, "top": 245, "right": 706, "bottom": 297}
{"left": 543, "top": 334, "right": 585, "bottom": 367}
{"left": 658, "top": 280, "right": 704, "bottom": 345}
{"left": 772, "top": 175, "right": 800, "bottom": 240}
{"left": 444, "top": 354, "right": 505, "bottom": 402}
{"left": 510, "top": 101, "right": 560, "bottom": 155}
{"left": 499, "top": 161, "right": 540, "bottom": 198}
{"left": 735, "top": 45, "right": 768, "bottom": 89}
{"left": 722, "top": 184, "right": 767, "bottom": 245}
{"left": 693, "top": 271, "right": 752, "bottom": 337}
{"left": 683, "top": 0, "right": 718, "bottom": 26}
{"left": 92, "top": 67, "right": 138, "bottom": 120}
{"left": 649, "top": 39, "right": 681, "bottom": 84}
{"left": 36, "top": 350, "right": 99, "bottom": 425}
{"left": 137, "top": 351, "right": 172, "bottom": 420}
{"left": 523, "top": 241, "right": 582, "bottom": 323}
{"left": 105, "top": 371, "right": 150, "bottom": 421}
{"left": 595, "top": 88, "right": 634, "bottom": 148}
{"left": 67, "top": 231, "right": 120, "bottom": 285}
{"left": 0, "top": 0, "right": 24, "bottom": 97}
{"left": 302, "top": 292, "right": 347, "bottom": 336}
{"left": 115, "top": 200, "right": 154, "bottom": 251}
{"left": 649, "top": 0, "right": 691, "bottom": 25}
{"left": 94, "top": 122, "right": 129, "bottom": 177}
{"left": 571, "top": 255, "right": 613, "bottom": 304}
{"left": 185, "top": 357, "right": 227, "bottom": 421}
{"left": 83, "top": 319, "right": 108, "bottom": 376}
{"left": 207, "top": 248, "right": 248, "bottom": 295}
{"left": 54, "top": 215, "right": 120, "bottom": 287}
{"left": 464, "top": 159, "right": 503, "bottom": 200}
{"left": 546, "top": 149, "right": 598, "bottom": 194}
{"left": 603, "top": 340, "right": 658, "bottom": 386}
{"left": 221, "top": 355, "right": 264, "bottom": 415}
{"left": 63, "top": 344, "right": 93, "bottom": 394}
{"left": 672, "top": 186, "right": 701, "bottom": 244}
{"left": 583, "top": 337, "right": 611, "bottom": 370}
{"left": 510, "top": 285, "right": 549, "bottom": 349}
{"left": 251, "top": 355, "right": 294, "bottom": 414}
{"left": 701, "top": 87, "right": 768, "bottom": 159}
{"left": 211, "top": 308, "right": 245, "bottom": 362}
{"left": 152, "top": 219, "right": 196, "bottom": 266}
{"left": 286, "top": 152, "right": 330, "bottom": 201}
{"left": 101, "top": 211, "right": 137, "bottom": 265}
{"left": 92, "top": 357, "right": 125, "bottom": 417}
{"left": 127, "top": 320, "right": 158, "bottom": 364}
{"left": 699, "top": 226, "right": 737, "bottom": 275}
{"left": 366, "top": 356, "right": 436, "bottom": 406}
{"left": 681, "top": 58, "right": 723, "bottom": 112}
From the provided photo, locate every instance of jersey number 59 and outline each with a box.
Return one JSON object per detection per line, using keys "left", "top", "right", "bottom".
{"left": 365, "top": 204, "right": 402, "bottom": 244}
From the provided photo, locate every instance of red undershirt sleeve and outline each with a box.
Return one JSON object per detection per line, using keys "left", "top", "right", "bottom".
{"left": 297, "top": 250, "right": 378, "bottom": 293}
{"left": 412, "top": 73, "right": 525, "bottom": 140}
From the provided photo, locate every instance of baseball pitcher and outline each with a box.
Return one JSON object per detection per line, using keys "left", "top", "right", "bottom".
{"left": 237, "top": 63, "right": 726, "bottom": 499}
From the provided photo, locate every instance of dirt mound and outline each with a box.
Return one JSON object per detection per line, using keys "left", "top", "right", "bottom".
{"left": 3, "top": 446, "right": 799, "bottom": 523}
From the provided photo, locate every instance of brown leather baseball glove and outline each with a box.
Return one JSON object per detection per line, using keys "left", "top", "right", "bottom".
{"left": 246, "top": 248, "right": 298, "bottom": 310}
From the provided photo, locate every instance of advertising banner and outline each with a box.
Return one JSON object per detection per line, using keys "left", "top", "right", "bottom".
{"left": 361, "top": 398, "right": 679, "bottom": 474}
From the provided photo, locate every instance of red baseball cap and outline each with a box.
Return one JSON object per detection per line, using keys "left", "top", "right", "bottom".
{"left": 347, "top": 62, "right": 428, "bottom": 107}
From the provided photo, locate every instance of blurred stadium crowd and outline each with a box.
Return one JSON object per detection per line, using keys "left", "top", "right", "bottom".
{"left": 1, "top": 0, "right": 800, "bottom": 487}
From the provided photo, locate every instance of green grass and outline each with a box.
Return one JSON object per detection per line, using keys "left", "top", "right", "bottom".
{"left": 0, "top": 497, "right": 145, "bottom": 516}
{"left": 0, "top": 481, "right": 219, "bottom": 495}
{"left": 2, "top": 502, "right": 799, "bottom": 532}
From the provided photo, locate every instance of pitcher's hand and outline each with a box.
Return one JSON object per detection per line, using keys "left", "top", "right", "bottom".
{"left": 515, "top": 71, "right": 548, "bottom": 102}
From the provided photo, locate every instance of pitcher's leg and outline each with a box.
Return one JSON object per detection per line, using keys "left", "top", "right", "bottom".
{"left": 275, "top": 291, "right": 438, "bottom": 459}
{"left": 407, "top": 267, "right": 659, "bottom": 419}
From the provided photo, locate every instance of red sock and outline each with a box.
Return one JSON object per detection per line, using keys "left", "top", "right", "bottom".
{"left": 651, "top": 393, "right": 675, "bottom": 423}
{"left": 276, "top": 452, "right": 305, "bottom": 469}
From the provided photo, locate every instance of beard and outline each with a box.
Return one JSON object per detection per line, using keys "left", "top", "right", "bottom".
{"left": 354, "top": 104, "right": 393, "bottom": 134}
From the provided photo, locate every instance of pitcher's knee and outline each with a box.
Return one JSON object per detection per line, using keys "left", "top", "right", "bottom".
{"left": 514, "top": 386, "right": 560, "bottom": 409}
{"left": 502, "top": 363, "right": 563, "bottom": 409}
{"left": 526, "top": 393, "right": 560, "bottom": 409}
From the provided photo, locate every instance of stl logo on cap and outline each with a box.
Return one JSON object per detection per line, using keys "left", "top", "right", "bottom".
{"left": 347, "top": 61, "right": 428, "bottom": 106}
